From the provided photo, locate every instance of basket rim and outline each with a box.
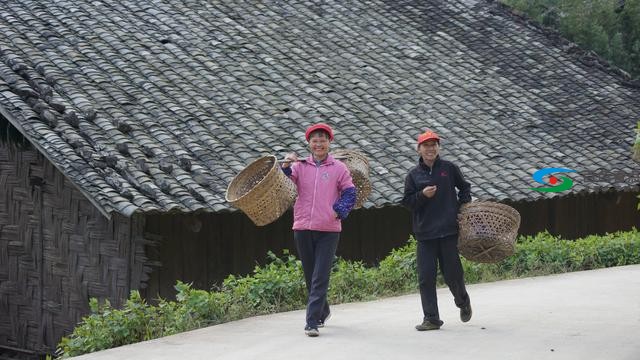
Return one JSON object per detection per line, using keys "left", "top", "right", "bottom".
{"left": 460, "top": 201, "right": 521, "bottom": 220}
{"left": 331, "top": 148, "right": 370, "bottom": 166}
{"left": 225, "top": 155, "right": 278, "bottom": 203}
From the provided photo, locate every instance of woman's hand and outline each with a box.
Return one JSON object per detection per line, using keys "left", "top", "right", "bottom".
{"left": 282, "top": 153, "right": 298, "bottom": 168}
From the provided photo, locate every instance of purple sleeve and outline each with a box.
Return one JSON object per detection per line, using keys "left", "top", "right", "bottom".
{"left": 333, "top": 186, "right": 357, "bottom": 220}
{"left": 281, "top": 162, "right": 298, "bottom": 184}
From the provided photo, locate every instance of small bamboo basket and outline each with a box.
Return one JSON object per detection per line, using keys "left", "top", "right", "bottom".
{"left": 331, "top": 149, "right": 372, "bottom": 209}
{"left": 225, "top": 155, "right": 297, "bottom": 226}
{"left": 457, "top": 201, "right": 521, "bottom": 263}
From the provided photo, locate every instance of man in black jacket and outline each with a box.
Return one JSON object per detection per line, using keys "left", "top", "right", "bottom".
{"left": 402, "top": 129, "right": 472, "bottom": 331}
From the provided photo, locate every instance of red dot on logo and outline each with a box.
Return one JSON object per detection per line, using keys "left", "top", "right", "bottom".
{"left": 549, "top": 175, "right": 558, "bottom": 185}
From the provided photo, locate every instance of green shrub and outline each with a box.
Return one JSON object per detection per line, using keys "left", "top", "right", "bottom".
{"left": 221, "top": 250, "right": 306, "bottom": 315}
{"left": 57, "top": 229, "right": 640, "bottom": 358}
{"left": 56, "top": 291, "right": 159, "bottom": 357}
{"left": 374, "top": 237, "right": 418, "bottom": 295}
{"left": 470, "top": 229, "right": 640, "bottom": 282}
{"left": 328, "top": 259, "right": 377, "bottom": 303}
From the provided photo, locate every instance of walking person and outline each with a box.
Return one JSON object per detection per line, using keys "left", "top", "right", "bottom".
{"left": 281, "top": 123, "right": 357, "bottom": 337}
{"left": 401, "top": 129, "right": 472, "bottom": 331}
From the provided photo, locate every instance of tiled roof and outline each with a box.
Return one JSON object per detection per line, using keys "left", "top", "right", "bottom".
{"left": 0, "top": 0, "right": 639, "bottom": 217}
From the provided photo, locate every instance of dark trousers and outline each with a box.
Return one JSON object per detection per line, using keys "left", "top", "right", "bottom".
{"left": 417, "top": 234, "right": 470, "bottom": 322}
{"left": 294, "top": 230, "right": 339, "bottom": 328}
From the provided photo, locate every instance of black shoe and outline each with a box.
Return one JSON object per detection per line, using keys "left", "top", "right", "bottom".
{"left": 415, "top": 319, "right": 443, "bottom": 331}
{"left": 317, "top": 311, "right": 331, "bottom": 328}
{"left": 304, "top": 326, "right": 319, "bottom": 337}
{"left": 460, "top": 303, "right": 472, "bottom": 323}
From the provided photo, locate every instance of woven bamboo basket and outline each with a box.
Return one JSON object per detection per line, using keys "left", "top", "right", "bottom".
{"left": 225, "top": 155, "right": 297, "bottom": 226}
{"left": 331, "top": 149, "right": 371, "bottom": 209}
{"left": 457, "top": 201, "right": 521, "bottom": 263}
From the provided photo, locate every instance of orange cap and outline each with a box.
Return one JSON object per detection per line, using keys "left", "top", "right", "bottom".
{"left": 417, "top": 130, "right": 440, "bottom": 146}
{"left": 305, "top": 123, "right": 334, "bottom": 141}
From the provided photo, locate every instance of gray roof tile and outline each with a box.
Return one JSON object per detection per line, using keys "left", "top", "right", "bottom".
{"left": 1, "top": 0, "right": 639, "bottom": 216}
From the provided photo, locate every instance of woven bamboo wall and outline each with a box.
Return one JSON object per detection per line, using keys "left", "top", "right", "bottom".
{"left": 0, "top": 140, "right": 156, "bottom": 355}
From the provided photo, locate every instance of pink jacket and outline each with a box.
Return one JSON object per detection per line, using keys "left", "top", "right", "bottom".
{"left": 289, "top": 154, "right": 354, "bottom": 232}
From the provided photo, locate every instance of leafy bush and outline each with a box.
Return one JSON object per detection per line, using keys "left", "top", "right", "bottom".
{"left": 328, "top": 259, "right": 377, "bottom": 303}
{"left": 57, "top": 229, "right": 640, "bottom": 358}
{"left": 373, "top": 238, "right": 419, "bottom": 295}
{"left": 465, "top": 230, "right": 640, "bottom": 282}
{"left": 222, "top": 250, "right": 306, "bottom": 316}
{"left": 57, "top": 292, "right": 158, "bottom": 356}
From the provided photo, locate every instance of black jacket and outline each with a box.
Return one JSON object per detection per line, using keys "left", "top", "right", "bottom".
{"left": 402, "top": 156, "right": 471, "bottom": 241}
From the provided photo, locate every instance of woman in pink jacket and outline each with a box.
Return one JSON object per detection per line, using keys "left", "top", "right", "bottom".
{"left": 281, "top": 123, "right": 356, "bottom": 337}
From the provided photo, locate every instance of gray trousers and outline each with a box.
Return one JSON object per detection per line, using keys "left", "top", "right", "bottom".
{"left": 294, "top": 230, "right": 339, "bottom": 328}
{"left": 417, "top": 234, "right": 470, "bottom": 322}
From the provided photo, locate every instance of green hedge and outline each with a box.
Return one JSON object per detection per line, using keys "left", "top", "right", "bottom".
{"left": 57, "top": 229, "right": 640, "bottom": 358}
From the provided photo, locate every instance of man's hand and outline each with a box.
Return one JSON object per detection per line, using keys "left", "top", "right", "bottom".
{"left": 422, "top": 185, "right": 437, "bottom": 198}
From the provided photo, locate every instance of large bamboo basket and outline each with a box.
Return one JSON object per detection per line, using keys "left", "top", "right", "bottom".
{"left": 331, "top": 149, "right": 371, "bottom": 209}
{"left": 225, "top": 155, "right": 297, "bottom": 226}
{"left": 457, "top": 201, "right": 521, "bottom": 263}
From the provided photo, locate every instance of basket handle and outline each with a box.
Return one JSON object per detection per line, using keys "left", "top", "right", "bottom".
{"left": 279, "top": 158, "right": 306, "bottom": 164}
{"left": 278, "top": 155, "right": 347, "bottom": 163}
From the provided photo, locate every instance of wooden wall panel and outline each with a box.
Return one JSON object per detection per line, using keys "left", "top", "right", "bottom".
{"left": 143, "top": 192, "right": 639, "bottom": 303}
{"left": 142, "top": 206, "right": 413, "bottom": 300}
{"left": 506, "top": 191, "right": 640, "bottom": 238}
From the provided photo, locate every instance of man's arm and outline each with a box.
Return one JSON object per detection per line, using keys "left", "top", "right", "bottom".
{"left": 452, "top": 164, "right": 471, "bottom": 205}
{"left": 401, "top": 171, "right": 428, "bottom": 210}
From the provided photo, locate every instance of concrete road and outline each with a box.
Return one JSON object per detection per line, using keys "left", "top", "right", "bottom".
{"left": 72, "top": 265, "right": 640, "bottom": 360}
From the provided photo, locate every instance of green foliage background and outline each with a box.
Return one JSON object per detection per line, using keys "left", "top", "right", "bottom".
{"left": 502, "top": 0, "right": 640, "bottom": 79}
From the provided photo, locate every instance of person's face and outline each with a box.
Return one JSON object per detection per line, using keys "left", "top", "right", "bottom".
{"left": 308, "top": 131, "right": 331, "bottom": 160}
{"left": 418, "top": 139, "right": 439, "bottom": 163}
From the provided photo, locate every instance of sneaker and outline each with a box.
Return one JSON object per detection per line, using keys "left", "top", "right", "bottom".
{"left": 304, "top": 326, "right": 319, "bottom": 337}
{"left": 460, "top": 303, "right": 472, "bottom": 323}
{"left": 415, "top": 319, "right": 443, "bottom": 331}
{"left": 317, "top": 311, "right": 331, "bottom": 328}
